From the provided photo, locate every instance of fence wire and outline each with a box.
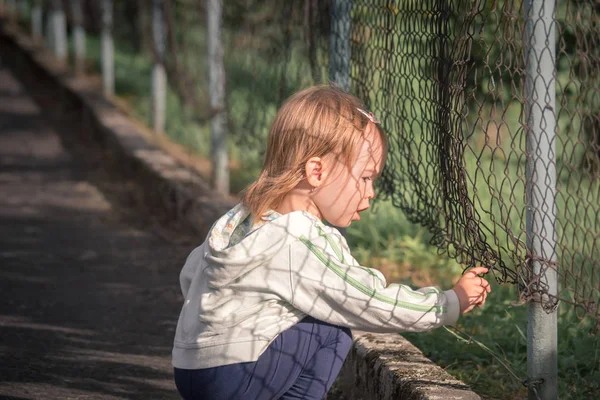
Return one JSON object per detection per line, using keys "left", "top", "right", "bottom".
{"left": 60, "top": 0, "right": 600, "bottom": 328}
{"left": 350, "top": 0, "right": 599, "bottom": 328}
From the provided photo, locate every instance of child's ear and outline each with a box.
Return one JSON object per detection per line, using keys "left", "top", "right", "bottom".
{"left": 305, "top": 157, "right": 324, "bottom": 188}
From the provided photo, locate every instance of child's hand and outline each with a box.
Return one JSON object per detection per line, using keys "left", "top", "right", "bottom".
{"left": 452, "top": 267, "right": 491, "bottom": 314}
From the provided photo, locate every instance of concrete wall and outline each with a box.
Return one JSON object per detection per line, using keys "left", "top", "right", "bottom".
{"left": 0, "top": 18, "right": 480, "bottom": 400}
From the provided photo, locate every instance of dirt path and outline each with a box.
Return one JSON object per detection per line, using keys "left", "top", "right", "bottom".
{"left": 0, "top": 62, "right": 195, "bottom": 399}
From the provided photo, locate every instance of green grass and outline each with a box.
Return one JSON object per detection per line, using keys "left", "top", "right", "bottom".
{"left": 404, "top": 292, "right": 600, "bottom": 399}
{"left": 69, "top": 25, "right": 600, "bottom": 400}
{"left": 349, "top": 202, "right": 600, "bottom": 400}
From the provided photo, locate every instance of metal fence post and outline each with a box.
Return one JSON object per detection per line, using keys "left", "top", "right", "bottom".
{"left": 101, "top": 0, "right": 114, "bottom": 96}
{"left": 49, "top": 0, "right": 66, "bottom": 61}
{"left": 31, "top": 0, "right": 42, "bottom": 40}
{"left": 71, "top": 0, "right": 85, "bottom": 75}
{"left": 152, "top": 0, "right": 166, "bottom": 134}
{"left": 207, "top": 0, "right": 229, "bottom": 195}
{"left": 524, "top": 0, "right": 558, "bottom": 399}
{"left": 329, "top": 0, "right": 352, "bottom": 91}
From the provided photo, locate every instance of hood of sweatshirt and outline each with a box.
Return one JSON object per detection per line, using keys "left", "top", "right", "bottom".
{"left": 204, "top": 203, "right": 313, "bottom": 288}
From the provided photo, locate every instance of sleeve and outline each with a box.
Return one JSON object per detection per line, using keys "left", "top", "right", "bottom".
{"left": 287, "top": 234, "right": 460, "bottom": 333}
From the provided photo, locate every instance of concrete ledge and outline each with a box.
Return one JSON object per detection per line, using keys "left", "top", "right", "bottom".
{"left": 335, "top": 332, "right": 480, "bottom": 399}
{"left": 0, "top": 20, "right": 480, "bottom": 400}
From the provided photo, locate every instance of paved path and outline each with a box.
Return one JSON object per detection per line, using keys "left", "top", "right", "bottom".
{"left": 0, "top": 64, "right": 193, "bottom": 399}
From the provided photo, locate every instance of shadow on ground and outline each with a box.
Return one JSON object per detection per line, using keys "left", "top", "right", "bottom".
{"left": 0, "top": 57, "right": 195, "bottom": 399}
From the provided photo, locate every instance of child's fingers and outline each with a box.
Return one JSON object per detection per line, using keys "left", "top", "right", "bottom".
{"left": 475, "top": 291, "right": 488, "bottom": 307}
{"left": 454, "top": 270, "right": 492, "bottom": 314}
{"left": 477, "top": 288, "right": 487, "bottom": 302}
{"left": 477, "top": 276, "right": 492, "bottom": 292}
{"left": 482, "top": 278, "right": 492, "bottom": 293}
{"left": 466, "top": 267, "right": 489, "bottom": 277}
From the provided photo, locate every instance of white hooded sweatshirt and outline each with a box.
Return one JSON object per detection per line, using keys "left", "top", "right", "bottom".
{"left": 172, "top": 204, "right": 460, "bottom": 370}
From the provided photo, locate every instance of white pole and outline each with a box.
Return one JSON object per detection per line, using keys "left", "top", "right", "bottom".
{"left": 50, "top": 0, "right": 67, "bottom": 62}
{"left": 101, "top": 0, "right": 114, "bottom": 96}
{"left": 152, "top": 0, "right": 166, "bottom": 133}
{"left": 207, "top": 0, "right": 228, "bottom": 195}
{"left": 524, "top": 0, "right": 558, "bottom": 399}
{"left": 71, "top": 0, "right": 85, "bottom": 75}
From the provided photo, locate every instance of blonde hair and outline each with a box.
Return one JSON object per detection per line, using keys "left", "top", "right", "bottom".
{"left": 241, "top": 85, "right": 387, "bottom": 221}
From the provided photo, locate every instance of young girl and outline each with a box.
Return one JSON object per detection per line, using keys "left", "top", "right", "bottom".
{"left": 172, "top": 85, "right": 491, "bottom": 400}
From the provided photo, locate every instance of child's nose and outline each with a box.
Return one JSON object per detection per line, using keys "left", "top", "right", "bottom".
{"left": 366, "top": 183, "right": 375, "bottom": 199}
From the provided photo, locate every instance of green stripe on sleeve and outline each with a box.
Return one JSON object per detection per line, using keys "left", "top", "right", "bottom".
{"left": 299, "top": 236, "right": 446, "bottom": 313}
{"left": 316, "top": 226, "right": 345, "bottom": 262}
{"left": 316, "top": 226, "right": 385, "bottom": 286}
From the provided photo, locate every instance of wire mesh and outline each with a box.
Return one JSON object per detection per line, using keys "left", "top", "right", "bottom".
{"left": 350, "top": 0, "right": 599, "bottom": 328}
{"left": 219, "top": 0, "right": 329, "bottom": 174}
{"left": 77, "top": 0, "right": 600, "bottom": 328}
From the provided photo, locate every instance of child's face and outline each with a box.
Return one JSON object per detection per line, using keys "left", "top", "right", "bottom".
{"left": 313, "top": 124, "right": 385, "bottom": 228}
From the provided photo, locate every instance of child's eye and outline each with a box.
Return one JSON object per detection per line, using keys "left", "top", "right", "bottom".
{"left": 363, "top": 177, "right": 372, "bottom": 182}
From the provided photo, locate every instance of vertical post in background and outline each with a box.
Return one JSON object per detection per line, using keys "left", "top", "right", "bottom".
{"left": 101, "top": 0, "right": 114, "bottom": 96}
{"left": 329, "top": 0, "right": 352, "bottom": 234}
{"left": 524, "top": 0, "right": 558, "bottom": 399}
{"left": 71, "top": 0, "right": 85, "bottom": 75}
{"left": 329, "top": 0, "right": 352, "bottom": 91}
{"left": 32, "top": 0, "right": 42, "bottom": 40}
{"left": 207, "top": 0, "right": 228, "bottom": 195}
{"left": 151, "top": 0, "right": 166, "bottom": 134}
{"left": 50, "top": 0, "right": 66, "bottom": 62}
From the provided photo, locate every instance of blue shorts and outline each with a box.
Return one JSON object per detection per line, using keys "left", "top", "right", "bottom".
{"left": 173, "top": 316, "right": 353, "bottom": 400}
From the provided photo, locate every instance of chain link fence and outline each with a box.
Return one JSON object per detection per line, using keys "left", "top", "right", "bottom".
{"left": 9, "top": 0, "right": 598, "bottom": 330}
{"left": 351, "top": 0, "right": 600, "bottom": 329}
{"left": 217, "top": 0, "right": 598, "bottom": 333}
{"left": 3, "top": 1, "right": 599, "bottom": 396}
